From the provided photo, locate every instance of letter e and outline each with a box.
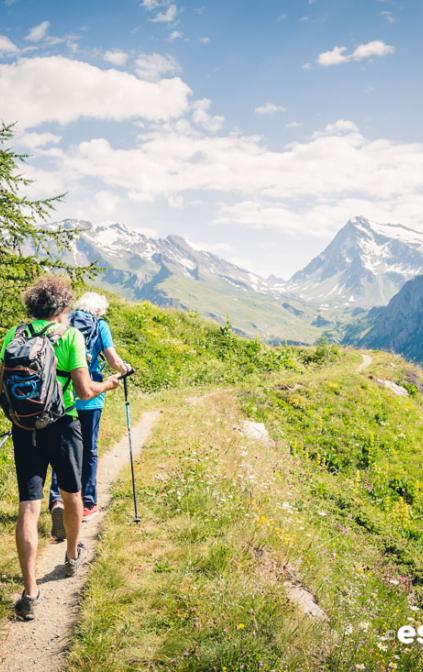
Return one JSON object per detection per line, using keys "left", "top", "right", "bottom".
{"left": 398, "top": 625, "right": 416, "bottom": 644}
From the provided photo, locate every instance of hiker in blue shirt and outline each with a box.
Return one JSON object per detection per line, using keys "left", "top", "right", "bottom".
{"left": 49, "top": 292, "right": 129, "bottom": 538}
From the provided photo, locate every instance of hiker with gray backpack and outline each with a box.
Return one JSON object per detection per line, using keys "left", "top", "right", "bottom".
{"left": 0, "top": 276, "right": 121, "bottom": 620}
{"left": 49, "top": 292, "right": 130, "bottom": 539}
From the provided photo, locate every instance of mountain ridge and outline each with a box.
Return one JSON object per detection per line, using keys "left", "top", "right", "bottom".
{"left": 273, "top": 216, "right": 423, "bottom": 308}
{"left": 48, "top": 215, "right": 423, "bottom": 344}
{"left": 343, "top": 274, "right": 423, "bottom": 363}
{"left": 53, "top": 219, "right": 324, "bottom": 343}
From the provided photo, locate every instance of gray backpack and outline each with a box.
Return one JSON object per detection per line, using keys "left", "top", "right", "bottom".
{"left": 0, "top": 323, "right": 71, "bottom": 438}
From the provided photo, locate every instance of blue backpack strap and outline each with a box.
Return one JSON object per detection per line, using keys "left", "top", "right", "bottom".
{"left": 97, "top": 318, "right": 107, "bottom": 370}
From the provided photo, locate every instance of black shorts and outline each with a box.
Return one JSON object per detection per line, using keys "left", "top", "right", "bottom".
{"left": 12, "top": 415, "right": 83, "bottom": 502}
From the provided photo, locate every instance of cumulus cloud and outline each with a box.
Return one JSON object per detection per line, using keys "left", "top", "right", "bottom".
{"left": 192, "top": 98, "right": 224, "bottom": 132}
{"left": 351, "top": 40, "right": 395, "bottom": 60}
{"left": 317, "top": 40, "right": 395, "bottom": 66}
{"left": 34, "top": 118, "right": 422, "bottom": 240}
{"left": 46, "top": 120, "right": 419, "bottom": 200}
{"left": 135, "top": 52, "right": 180, "bottom": 81}
{"left": 25, "top": 20, "right": 50, "bottom": 42}
{"left": 151, "top": 3, "right": 177, "bottom": 23}
{"left": 17, "top": 131, "right": 62, "bottom": 149}
{"left": 103, "top": 50, "right": 128, "bottom": 66}
{"left": 0, "top": 34, "right": 18, "bottom": 53}
{"left": 0, "top": 56, "right": 191, "bottom": 129}
{"left": 286, "top": 121, "right": 303, "bottom": 129}
{"left": 317, "top": 46, "right": 348, "bottom": 66}
{"left": 255, "top": 102, "right": 286, "bottom": 115}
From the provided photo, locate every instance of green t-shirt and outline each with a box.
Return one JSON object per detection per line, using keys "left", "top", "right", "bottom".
{"left": 0, "top": 320, "right": 87, "bottom": 417}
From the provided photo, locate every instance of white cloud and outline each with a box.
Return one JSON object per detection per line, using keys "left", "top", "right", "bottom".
{"left": 37, "top": 119, "right": 423, "bottom": 240}
{"left": 169, "top": 31, "right": 183, "bottom": 41}
{"left": 135, "top": 52, "right": 180, "bottom": 81}
{"left": 151, "top": 3, "right": 177, "bottom": 23}
{"left": 317, "top": 40, "right": 395, "bottom": 66}
{"left": 286, "top": 121, "right": 303, "bottom": 129}
{"left": 0, "top": 56, "right": 191, "bottom": 129}
{"left": 25, "top": 20, "right": 50, "bottom": 43}
{"left": 317, "top": 46, "right": 349, "bottom": 66}
{"left": 103, "top": 50, "right": 128, "bottom": 66}
{"left": 192, "top": 98, "right": 224, "bottom": 132}
{"left": 199, "top": 36, "right": 210, "bottom": 44}
{"left": 94, "top": 190, "right": 121, "bottom": 216}
{"left": 255, "top": 102, "right": 286, "bottom": 115}
{"left": 18, "top": 131, "right": 62, "bottom": 149}
{"left": 0, "top": 34, "right": 18, "bottom": 53}
{"left": 313, "top": 119, "right": 360, "bottom": 137}
{"left": 141, "top": 0, "right": 160, "bottom": 7}
{"left": 351, "top": 40, "right": 395, "bottom": 60}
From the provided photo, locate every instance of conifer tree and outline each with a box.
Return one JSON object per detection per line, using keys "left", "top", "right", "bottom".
{"left": 0, "top": 123, "right": 96, "bottom": 332}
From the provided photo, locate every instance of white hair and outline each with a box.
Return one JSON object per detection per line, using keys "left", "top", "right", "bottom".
{"left": 75, "top": 292, "right": 109, "bottom": 317}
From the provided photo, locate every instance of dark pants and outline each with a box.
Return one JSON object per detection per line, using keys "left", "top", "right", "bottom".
{"left": 49, "top": 409, "right": 102, "bottom": 509}
{"left": 13, "top": 415, "right": 83, "bottom": 502}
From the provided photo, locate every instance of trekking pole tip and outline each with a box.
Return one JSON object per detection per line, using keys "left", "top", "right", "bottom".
{"left": 134, "top": 516, "right": 141, "bottom": 524}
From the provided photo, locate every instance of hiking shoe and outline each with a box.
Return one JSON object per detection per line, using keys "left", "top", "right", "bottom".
{"left": 15, "top": 590, "right": 41, "bottom": 621}
{"left": 64, "top": 542, "right": 88, "bottom": 578}
{"left": 51, "top": 503, "right": 66, "bottom": 541}
{"left": 82, "top": 505, "right": 99, "bottom": 521}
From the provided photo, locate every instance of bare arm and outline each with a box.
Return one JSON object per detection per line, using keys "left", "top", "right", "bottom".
{"left": 71, "top": 367, "right": 120, "bottom": 401}
{"left": 104, "top": 347, "right": 128, "bottom": 375}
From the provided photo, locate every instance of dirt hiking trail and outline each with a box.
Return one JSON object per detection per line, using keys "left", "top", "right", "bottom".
{"left": 0, "top": 411, "right": 160, "bottom": 672}
{"left": 356, "top": 353, "right": 373, "bottom": 373}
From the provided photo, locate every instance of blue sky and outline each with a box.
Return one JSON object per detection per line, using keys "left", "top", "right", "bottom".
{"left": 1, "top": 0, "right": 422, "bottom": 277}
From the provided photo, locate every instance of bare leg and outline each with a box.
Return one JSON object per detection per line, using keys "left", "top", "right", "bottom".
{"left": 61, "top": 490, "right": 83, "bottom": 560}
{"left": 16, "top": 500, "right": 42, "bottom": 597}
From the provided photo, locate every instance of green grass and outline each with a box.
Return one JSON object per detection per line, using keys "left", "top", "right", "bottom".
{"left": 0, "top": 294, "right": 323, "bottom": 633}
{"left": 66, "top": 350, "right": 423, "bottom": 671}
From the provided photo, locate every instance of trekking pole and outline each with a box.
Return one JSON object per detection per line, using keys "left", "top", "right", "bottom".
{"left": 118, "top": 366, "right": 140, "bottom": 524}
{"left": 0, "top": 430, "right": 12, "bottom": 450}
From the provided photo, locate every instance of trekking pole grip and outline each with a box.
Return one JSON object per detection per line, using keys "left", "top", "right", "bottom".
{"left": 118, "top": 366, "right": 135, "bottom": 381}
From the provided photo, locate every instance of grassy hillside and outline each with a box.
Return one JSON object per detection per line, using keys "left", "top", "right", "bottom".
{"left": 97, "top": 271, "right": 324, "bottom": 344}
{"left": 2, "top": 294, "right": 423, "bottom": 670}
{"left": 0, "top": 294, "right": 323, "bottom": 627}
{"left": 66, "top": 349, "right": 423, "bottom": 671}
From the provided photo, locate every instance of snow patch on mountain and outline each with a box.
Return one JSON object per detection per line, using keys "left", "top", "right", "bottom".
{"left": 282, "top": 216, "right": 423, "bottom": 308}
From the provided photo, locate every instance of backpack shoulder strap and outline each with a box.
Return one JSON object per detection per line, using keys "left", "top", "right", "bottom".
{"left": 15, "top": 323, "right": 30, "bottom": 338}
{"left": 22, "top": 322, "right": 56, "bottom": 338}
{"left": 56, "top": 368, "right": 72, "bottom": 393}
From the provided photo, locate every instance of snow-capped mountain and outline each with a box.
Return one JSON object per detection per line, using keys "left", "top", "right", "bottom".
{"left": 52, "top": 219, "right": 323, "bottom": 343}
{"left": 61, "top": 219, "right": 270, "bottom": 295}
{"left": 281, "top": 216, "right": 423, "bottom": 308}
